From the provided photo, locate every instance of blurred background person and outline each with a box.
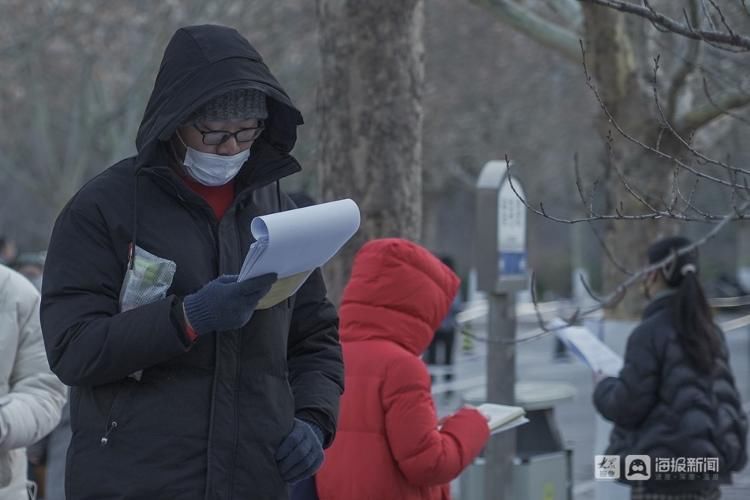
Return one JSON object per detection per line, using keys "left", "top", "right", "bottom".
{"left": 0, "top": 237, "right": 17, "bottom": 267}
{"left": 425, "top": 255, "right": 461, "bottom": 390}
{"left": 11, "top": 250, "right": 69, "bottom": 500}
{"left": 0, "top": 263, "right": 66, "bottom": 500}
{"left": 316, "top": 238, "right": 490, "bottom": 500}
{"left": 594, "top": 236, "right": 748, "bottom": 500}
{"left": 13, "top": 251, "right": 46, "bottom": 291}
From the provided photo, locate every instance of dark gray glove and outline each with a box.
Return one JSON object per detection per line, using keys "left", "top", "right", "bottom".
{"left": 275, "top": 418, "right": 325, "bottom": 484}
{"left": 183, "top": 273, "right": 277, "bottom": 335}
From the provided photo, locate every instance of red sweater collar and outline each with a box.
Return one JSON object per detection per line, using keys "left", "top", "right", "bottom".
{"left": 180, "top": 174, "right": 236, "bottom": 220}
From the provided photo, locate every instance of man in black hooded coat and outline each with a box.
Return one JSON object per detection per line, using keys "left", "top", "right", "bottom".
{"left": 40, "top": 25, "right": 344, "bottom": 500}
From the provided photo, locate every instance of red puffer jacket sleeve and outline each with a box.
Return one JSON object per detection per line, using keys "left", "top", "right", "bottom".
{"left": 382, "top": 355, "right": 490, "bottom": 486}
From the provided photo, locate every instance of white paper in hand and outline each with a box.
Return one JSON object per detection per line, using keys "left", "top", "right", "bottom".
{"left": 239, "top": 199, "right": 360, "bottom": 309}
{"left": 553, "top": 320, "right": 623, "bottom": 377}
{"left": 477, "top": 403, "right": 528, "bottom": 435}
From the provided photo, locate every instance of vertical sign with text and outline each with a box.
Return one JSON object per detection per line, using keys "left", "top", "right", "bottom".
{"left": 497, "top": 177, "right": 527, "bottom": 278}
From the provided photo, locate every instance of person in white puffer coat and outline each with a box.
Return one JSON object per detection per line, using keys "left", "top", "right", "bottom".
{"left": 0, "top": 264, "right": 66, "bottom": 499}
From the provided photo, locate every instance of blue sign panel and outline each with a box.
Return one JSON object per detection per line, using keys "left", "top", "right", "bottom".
{"left": 498, "top": 251, "right": 527, "bottom": 276}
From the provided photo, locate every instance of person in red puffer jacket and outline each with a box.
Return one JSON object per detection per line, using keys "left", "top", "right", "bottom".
{"left": 316, "top": 238, "right": 490, "bottom": 500}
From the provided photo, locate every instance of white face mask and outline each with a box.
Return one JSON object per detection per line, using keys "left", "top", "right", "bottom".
{"left": 178, "top": 132, "right": 250, "bottom": 186}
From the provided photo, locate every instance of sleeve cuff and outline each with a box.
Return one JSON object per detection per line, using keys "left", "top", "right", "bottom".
{"left": 302, "top": 420, "right": 325, "bottom": 445}
{"left": 170, "top": 297, "right": 198, "bottom": 347}
{"left": 185, "top": 323, "right": 198, "bottom": 343}
{"left": 296, "top": 409, "right": 333, "bottom": 448}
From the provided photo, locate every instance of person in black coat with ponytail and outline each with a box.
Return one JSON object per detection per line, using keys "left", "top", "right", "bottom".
{"left": 594, "top": 236, "right": 748, "bottom": 500}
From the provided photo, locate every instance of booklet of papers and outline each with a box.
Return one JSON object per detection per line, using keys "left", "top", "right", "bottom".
{"left": 553, "top": 320, "right": 623, "bottom": 377}
{"left": 477, "top": 404, "right": 529, "bottom": 435}
{"left": 239, "top": 198, "right": 360, "bottom": 309}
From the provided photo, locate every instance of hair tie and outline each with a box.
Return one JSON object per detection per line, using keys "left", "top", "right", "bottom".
{"left": 681, "top": 264, "right": 697, "bottom": 276}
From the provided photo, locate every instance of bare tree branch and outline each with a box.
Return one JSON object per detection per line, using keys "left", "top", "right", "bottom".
{"left": 666, "top": 1, "right": 702, "bottom": 122}
{"left": 574, "top": 201, "right": 748, "bottom": 314}
{"left": 649, "top": 57, "right": 750, "bottom": 183}
{"left": 606, "top": 129, "right": 663, "bottom": 215}
{"left": 579, "top": 40, "right": 750, "bottom": 191}
{"left": 700, "top": 76, "right": 750, "bottom": 127}
{"left": 664, "top": 69, "right": 750, "bottom": 134}
{"left": 705, "top": 0, "right": 739, "bottom": 40}
{"left": 470, "top": 0, "right": 581, "bottom": 62}
{"left": 507, "top": 158, "right": 665, "bottom": 221}
{"left": 675, "top": 176, "right": 715, "bottom": 218}
{"left": 464, "top": 225, "right": 750, "bottom": 346}
{"left": 589, "top": 219, "right": 634, "bottom": 275}
{"left": 580, "top": 0, "right": 750, "bottom": 50}
{"left": 510, "top": 153, "right": 741, "bottom": 222}
{"left": 699, "top": 0, "right": 720, "bottom": 32}
{"left": 573, "top": 157, "right": 604, "bottom": 217}
{"left": 544, "top": 0, "right": 583, "bottom": 28}
{"left": 678, "top": 87, "right": 750, "bottom": 132}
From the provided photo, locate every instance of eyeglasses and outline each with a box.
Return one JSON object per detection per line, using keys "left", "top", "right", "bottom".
{"left": 193, "top": 121, "right": 265, "bottom": 146}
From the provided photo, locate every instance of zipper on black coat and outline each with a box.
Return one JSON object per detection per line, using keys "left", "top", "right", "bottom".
{"left": 99, "top": 383, "right": 135, "bottom": 447}
{"left": 206, "top": 217, "right": 220, "bottom": 273}
{"left": 100, "top": 421, "right": 118, "bottom": 447}
{"left": 203, "top": 208, "right": 223, "bottom": 500}
{"left": 227, "top": 203, "right": 243, "bottom": 499}
{"left": 228, "top": 336, "right": 242, "bottom": 499}
{"left": 228, "top": 181, "right": 282, "bottom": 498}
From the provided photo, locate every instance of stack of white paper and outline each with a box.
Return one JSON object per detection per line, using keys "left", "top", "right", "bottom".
{"left": 477, "top": 403, "right": 529, "bottom": 435}
{"left": 554, "top": 320, "right": 623, "bottom": 377}
{"left": 239, "top": 199, "right": 360, "bottom": 309}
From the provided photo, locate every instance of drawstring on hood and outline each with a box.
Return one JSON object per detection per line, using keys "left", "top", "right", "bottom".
{"left": 129, "top": 167, "right": 144, "bottom": 270}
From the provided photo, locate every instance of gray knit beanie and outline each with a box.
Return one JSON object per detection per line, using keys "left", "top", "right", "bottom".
{"left": 187, "top": 88, "right": 268, "bottom": 123}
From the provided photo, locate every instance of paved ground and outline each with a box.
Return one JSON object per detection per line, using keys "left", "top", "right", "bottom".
{"left": 430, "top": 311, "right": 750, "bottom": 499}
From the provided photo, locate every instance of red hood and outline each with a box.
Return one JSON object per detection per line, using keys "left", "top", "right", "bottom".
{"left": 339, "top": 238, "right": 459, "bottom": 355}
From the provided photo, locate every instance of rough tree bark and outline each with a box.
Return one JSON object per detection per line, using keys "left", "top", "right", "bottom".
{"left": 316, "top": 0, "right": 425, "bottom": 304}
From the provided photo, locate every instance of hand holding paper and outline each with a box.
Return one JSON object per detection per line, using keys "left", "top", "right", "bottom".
{"left": 184, "top": 273, "right": 277, "bottom": 335}
{"left": 552, "top": 319, "right": 623, "bottom": 377}
{"left": 476, "top": 403, "right": 529, "bottom": 435}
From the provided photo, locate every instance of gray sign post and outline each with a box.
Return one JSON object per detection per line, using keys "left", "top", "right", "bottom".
{"left": 475, "top": 160, "right": 528, "bottom": 500}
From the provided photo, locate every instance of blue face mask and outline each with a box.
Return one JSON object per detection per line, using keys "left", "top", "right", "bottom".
{"left": 178, "top": 132, "right": 250, "bottom": 186}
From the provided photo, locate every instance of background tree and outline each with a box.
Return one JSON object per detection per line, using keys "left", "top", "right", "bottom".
{"left": 3, "top": 0, "right": 748, "bottom": 313}
{"left": 315, "top": 0, "right": 425, "bottom": 303}
{"left": 471, "top": 0, "right": 750, "bottom": 316}
{"left": 0, "top": 0, "right": 319, "bottom": 247}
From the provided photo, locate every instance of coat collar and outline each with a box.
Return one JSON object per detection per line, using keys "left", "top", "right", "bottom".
{"left": 642, "top": 289, "right": 677, "bottom": 319}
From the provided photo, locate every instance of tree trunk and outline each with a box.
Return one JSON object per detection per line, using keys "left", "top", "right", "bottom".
{"left": 315, "top": 0, "right": 425, "bottom": 304}
{"left": 582, "top": 4, "right": 680, "bottom": 318}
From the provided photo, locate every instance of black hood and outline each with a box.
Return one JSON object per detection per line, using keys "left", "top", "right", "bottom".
{"left": 135, "top": 24, "right": 303, "bottom": 168}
